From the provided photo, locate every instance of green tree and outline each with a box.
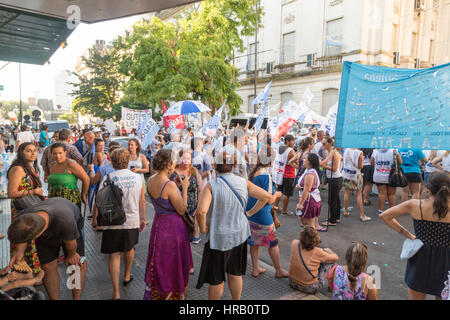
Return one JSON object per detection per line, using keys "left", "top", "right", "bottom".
{"left": 69, "top": 46, "right": 124, "bottom": 120}
{"left": 58, "top": 112, "right": 78, "bottom": 124}
{"left": 0, "top": 100, "right": 30, "bottom": 120}
{"left": 114, "top": 0, "right": 263, "bottom": 116}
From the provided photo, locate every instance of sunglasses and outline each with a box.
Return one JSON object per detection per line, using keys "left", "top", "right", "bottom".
{"left": 352, "top": 241, "right": 367, "bottom": 250}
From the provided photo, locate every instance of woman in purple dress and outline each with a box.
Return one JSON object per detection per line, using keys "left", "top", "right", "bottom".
{"left": 144, "top": 149, "right": 193, "bottom": 300}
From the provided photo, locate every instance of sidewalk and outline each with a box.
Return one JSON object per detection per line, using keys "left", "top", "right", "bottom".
{"left": 0, "top": 197, "right": 329, "bottom": 300}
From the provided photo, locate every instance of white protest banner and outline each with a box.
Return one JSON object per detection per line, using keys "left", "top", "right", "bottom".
{"left": 104, "top": 118, "right": 117, "bottom": 134}
{"left": 121, "top": 107, "right": 152, "bottom": 133}
{"left": 320, "top": 103, "right": 338, "bottom": 136}
{"left": 201, "top": 102, "right": 225, "bottom": 136}
{"left": 141, "top": 118, "right": 160, "bottom": 150}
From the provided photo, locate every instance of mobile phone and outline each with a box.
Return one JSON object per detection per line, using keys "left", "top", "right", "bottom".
{"left": 130, "top": 166, "right": 135, "bottom": 170}
{"left": 80, "top": 257, "right": 86, "bottom": 264}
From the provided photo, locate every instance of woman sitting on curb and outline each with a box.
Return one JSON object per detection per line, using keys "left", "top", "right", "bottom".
{"left": 327, "top": 242, "right": 378, "bottom": 300}
{"left": 288, "top": 226, "right": 338, "bottom": 294}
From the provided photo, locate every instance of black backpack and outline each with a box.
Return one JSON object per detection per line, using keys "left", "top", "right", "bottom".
{"left": 95, "top": 174, "right": 127, "bottom": 226}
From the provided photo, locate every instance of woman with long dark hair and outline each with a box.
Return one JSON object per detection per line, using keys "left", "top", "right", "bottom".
{"left": 296, "top": 153, "right": 325, "bottom": 231}
{"left": 7, "top": 142, "right": 43, "bottom": 275}
{"left": 246, "top": 143, "right": 286, "bottom": 278}
{"left": 380, "top": 171, "right": 449, "bottom": 300}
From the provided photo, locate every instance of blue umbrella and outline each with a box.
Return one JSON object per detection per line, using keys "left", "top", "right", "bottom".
{"left": 163, "top": 100, "right": 210, "bottom": 116}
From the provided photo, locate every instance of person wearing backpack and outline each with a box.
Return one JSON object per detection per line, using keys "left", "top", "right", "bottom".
{"left": 97, "top": 148, "right": 147, "bottom": 300}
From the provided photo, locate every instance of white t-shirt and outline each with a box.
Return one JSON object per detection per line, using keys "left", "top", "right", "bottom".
{"left": 372, "top": 149, "right": 395, "bottom": 184}
{"left": 342, "top": 149, "right": 362, "bottom": 181}
{"left": 312, "top": 141, "right": 323, "bottom": 159}
{"left": 442, "top": 153, "right": 450, "bottom": 172}
{"left": 424, "top": 150, "right": 444, "bottom": 173}
{"left": 99, "top": 169, "right": 142, "bottom": 230}
{"left": 17, "top": 131, "right": 35, "bottom": 143}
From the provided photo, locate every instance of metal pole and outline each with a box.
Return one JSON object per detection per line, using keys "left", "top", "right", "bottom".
{"left": 253, "top": 0, "right": 258, "bottom": 114}
{"left": 19, "top": 63, "right": 22, "bottom": 125}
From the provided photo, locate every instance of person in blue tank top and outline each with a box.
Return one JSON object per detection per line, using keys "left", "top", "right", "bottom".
{"left": 398, "top": 149, "right": 428, "bottom": 202}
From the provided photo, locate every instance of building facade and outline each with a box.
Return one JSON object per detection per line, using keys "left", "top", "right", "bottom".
{"left": 235, "top": 0, "right": 450, "bottom": 117}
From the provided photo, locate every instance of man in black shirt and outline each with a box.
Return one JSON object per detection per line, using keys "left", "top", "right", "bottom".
{"left": 8, "top": 198, "right": 86, "bottom": 300}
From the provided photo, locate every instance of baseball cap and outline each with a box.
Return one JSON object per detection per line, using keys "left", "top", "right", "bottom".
{"left": 93, "top": 127, "right": 101, "bottom": 133}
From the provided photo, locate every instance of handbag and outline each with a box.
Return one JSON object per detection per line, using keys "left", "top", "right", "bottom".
{"left": 400, "top": 238, "right": 424, "bottom": 260}
{"left": 389, "top": 150, "right": 408, "bottom": 187}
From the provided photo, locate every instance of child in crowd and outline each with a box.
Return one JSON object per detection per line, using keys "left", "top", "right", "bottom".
{"left": 327, "top": 242, "right": 378, "bottom": 300}
{"left": 0, "top": 265, "right": 45, "bottom": 299}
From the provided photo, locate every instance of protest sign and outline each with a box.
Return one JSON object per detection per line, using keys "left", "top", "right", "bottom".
{"left": 162, "top": 100, "right": 185, "bottom": 129}
{"left": 201, "top": 103, "right": 225, "bottom": 136}
{"left": 104, "top": 118, "right": 117, "bottom": 134}
{"left": 335, "top": 62, "right": 450, "bottom": 150}
{"left": 121, "top": 107, "right": 152, "bottom": 133}
{"left": 141, "top": 118, "right": 160, "bottom": 150}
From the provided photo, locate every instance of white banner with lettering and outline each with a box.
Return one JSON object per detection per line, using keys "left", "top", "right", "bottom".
{"left": 121, "top": 107, "right": 152, "bottom": 133}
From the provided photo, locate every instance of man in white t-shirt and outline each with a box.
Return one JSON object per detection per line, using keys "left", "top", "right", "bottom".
{"left": 16, "top": 125, "right": 35, "bottom": 151}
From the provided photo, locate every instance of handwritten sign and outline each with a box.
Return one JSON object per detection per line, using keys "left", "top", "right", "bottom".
{"left": 121, "top": 107, "right": 152, "bottom": 133}
{"left": 335, "top": 62, "right": 450, "bottom": 150}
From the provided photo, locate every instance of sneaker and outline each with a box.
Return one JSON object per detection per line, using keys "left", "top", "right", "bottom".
{"left": 360, "top": 216, "right": 372, "bottom": 222}
{"left": 192, "top": 237, "right": 201, "bottom": 244}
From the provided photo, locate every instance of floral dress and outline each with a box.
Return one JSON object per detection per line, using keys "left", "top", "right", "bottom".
{"left": 169, "top": 171, "right": 199, "bottom": 217}
{"left": 10, "top": 173, "right": 42, "bottom": 274}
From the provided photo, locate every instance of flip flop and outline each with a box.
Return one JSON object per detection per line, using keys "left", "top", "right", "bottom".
{"left": 316, "top": 226, "right": 328, "bottom": 232}
{"left": 321, "top": 221, "right": 337, "bottom": 227}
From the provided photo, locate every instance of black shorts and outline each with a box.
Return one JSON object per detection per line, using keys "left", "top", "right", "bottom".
{"left": 361, "top": 165, "right": 374, "bottom": 183}
{"left": 101, "top": 229, "right": 139, "bottom": 254}
{"left": 196, "top": 241, "right": 247, "bottom": 289}
{"left": 35, "top": 219, "right": 85, "bottom": 265}
{"left": 277, "top": 178, "right": 295, "bottom": 197}
{"left": 404, "top": 172, "right": 423, "bottom": 183}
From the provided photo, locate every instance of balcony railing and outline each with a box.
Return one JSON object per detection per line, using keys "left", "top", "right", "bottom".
{"left": 315, "top": 55, "right": 343, "bottom": 68}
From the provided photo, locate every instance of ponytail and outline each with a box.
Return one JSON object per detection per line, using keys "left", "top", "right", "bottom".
{"left": 427, "top": 171, "right": 450, "bottom": 220}
{"left": 345, "top": 242, "right": 368, "bottom": 291}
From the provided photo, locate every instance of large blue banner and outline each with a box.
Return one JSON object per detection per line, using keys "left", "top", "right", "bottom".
{"left": 335, "top": 62, "right": 450, "bottom": 150}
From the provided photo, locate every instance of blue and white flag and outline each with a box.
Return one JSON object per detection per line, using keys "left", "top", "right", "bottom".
{"left": 252, "top": 81, "right": 272, "bottom": 106}
{"left": 254, "top": 103, "right": 268, "bottom": 133}
{"left": 169, "top": 119, "right": 177, "bottom": 135}
{"left": 136, "top": 112, "right": 143, "bottom": 138}
{"left": 326, "top": 32, "right": 343, "bottom": 47}
{"left": 201, "top": 102, "right": 225, "bottom": 135}
{"left": 335, "top": 62, "right": 450, "bottom": 150}
{"left": 141, "top": 118, "right": 160, "bottom": 150}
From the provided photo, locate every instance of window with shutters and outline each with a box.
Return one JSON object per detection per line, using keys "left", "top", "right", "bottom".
{"left": 322, "top": 88, "right": 339, "bottom": 116}
{"left": 280, "top": 92, "right": 293, "bottom": 107}
{"left": 282, "top": 32, "right": 295, "bottom": 64}
{"left": 325, "top": 18, "right": 343, "bottom": 56}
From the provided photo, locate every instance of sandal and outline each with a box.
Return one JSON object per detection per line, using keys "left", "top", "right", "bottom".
{"left": 316, "top": 226, "right": 328, "bottom": 232}
{"left": 363, "top": 200, "right": 372, "bottom": 205}
{"left": 321, "top": 221, "right": 337, "bottom": 227}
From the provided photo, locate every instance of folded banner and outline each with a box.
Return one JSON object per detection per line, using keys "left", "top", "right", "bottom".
{"left": 121, "top": 107, "right": 152, "bottom": 133}
{"left": 162, "top": 99, "right": 185, "bottom": 129}
{"left": 320, "top": 103, "right": 338, "bottom": 136}
{"left": 272, "top": 100, "right": 309, "bottom": 142}
{"left": 141, "top": 118, "right": 160, "bottom": 150}
{"left": 335, "top": 62, "right": 450, "bottom": 150}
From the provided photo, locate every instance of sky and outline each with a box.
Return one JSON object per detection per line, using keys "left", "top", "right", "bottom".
{"left": 0, "top": 14, "right": 147, "bottom": 102}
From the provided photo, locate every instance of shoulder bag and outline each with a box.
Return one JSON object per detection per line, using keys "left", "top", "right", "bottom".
{"left": 298, "top": 242, "right": 317, "bottom": 279}
{"left": 389, "top": 150, "right": 408, "bottom": 188}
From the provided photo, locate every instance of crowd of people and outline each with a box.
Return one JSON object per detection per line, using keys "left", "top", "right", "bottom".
{"left": 0, "top": 122, "right": 448, "bottom": 301}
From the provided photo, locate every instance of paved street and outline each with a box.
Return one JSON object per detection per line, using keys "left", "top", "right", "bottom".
{"left": 0, "top": 151, "right": 424, "bottom": 300}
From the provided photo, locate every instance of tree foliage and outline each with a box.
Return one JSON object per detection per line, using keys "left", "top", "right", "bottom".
{"left": 114, "top": 0, "right": 263, "bottom": 116}
{"left": 0, "top": 100, "right": 30, "bottom": 119}
{"left": 69, "top": 47, "right": 124, "bottom": 120}
{"left": 58, "top": 112, "right": 78, "bottom": 123}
